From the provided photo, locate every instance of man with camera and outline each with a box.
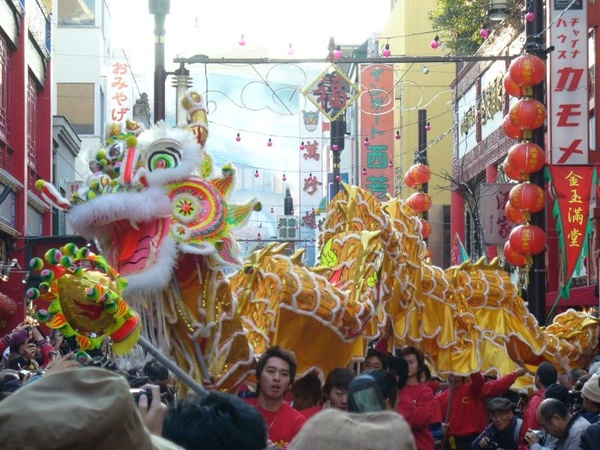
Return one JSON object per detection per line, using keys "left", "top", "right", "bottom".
{"left": 534, "top": 398, "right": 589, "bottom": 450}
{"left": 471, "top": 397, "right": 522, "bottom": 450}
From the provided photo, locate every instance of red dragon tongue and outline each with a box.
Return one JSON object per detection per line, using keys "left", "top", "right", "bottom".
{"left": 117, "top": 226, "right": 143, "bottom": 263}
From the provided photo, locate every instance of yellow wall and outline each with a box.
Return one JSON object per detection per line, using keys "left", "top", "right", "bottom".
{"left": 380, "top": 0, "right": 454, "bottom": 206}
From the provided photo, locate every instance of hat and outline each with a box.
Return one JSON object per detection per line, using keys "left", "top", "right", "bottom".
{"left": 545, "top": 383, "right": 569, "bottom": 406}
{"left": 582, "top": 373, "right": 600, "bottom": 404}
{"left": 288, "top": 408, "right": 416, "bottom": 450}
{"left": 0, "top": 367, "right": 183, "bottom": 450}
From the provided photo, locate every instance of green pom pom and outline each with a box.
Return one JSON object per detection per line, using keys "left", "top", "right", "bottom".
{"left": 44, "top": 249, "right": 62, "bottom": 265}
{"left": 75, "top": 351, "right": 91, "bottom": 365}
{"left": 73, "top": 267, "right": 85, "bottom": 277}
{"left": 35, "top": 309, "right": 50, "bottom": 322}
{"left": 76, "top": 247, "right": 91, "bottom": 259}
{"left": 40, "top": 269, "right": 55, "bottom": 283}
{"left": 125, "top": 136, "right": 138, "bottom": 147}
{"left": 29, "top": 257, "right": 44, "bottom": 271}
{"left": 61, "top": 243, "right": 78, "bottom": 256}
{"left": 59, "top": 255, "right": 73, "bottom": 268}
{"left": 26, "top": 288, "right": 40, "bottom": 300}
{"left": 38, "top": 282, "right": 51, "bottom": 295}
{"left": 104, "top": 301, "right": 118, "bottom": 314}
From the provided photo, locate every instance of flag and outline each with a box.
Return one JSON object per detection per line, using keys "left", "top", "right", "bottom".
{"left": 452, "top": 233, "right": 470, "bottom": 265}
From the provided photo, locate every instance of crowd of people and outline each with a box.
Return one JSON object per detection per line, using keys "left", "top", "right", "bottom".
{"left": 2, "top": 321, "right": 600, "bottom": 450}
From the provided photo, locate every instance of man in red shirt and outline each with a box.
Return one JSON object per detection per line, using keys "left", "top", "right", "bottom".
{"left": 245, "top": 346, "right": 307, "bottom": 448}
{"left": 436, "top": 367, "right": 526, "bottom": 450}
{"left": 518, "top": 361, "right": 557, "bottom": 450}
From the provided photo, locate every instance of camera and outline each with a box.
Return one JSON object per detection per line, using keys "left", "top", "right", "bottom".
{"left": 568, "top": 389, "right": 583, "bottom": 406}
{"left": 488, "top": 441, "right": 500, "bottom": 450}
{"left": 130, "top": 388, "right": 153, "bottom": 404}
{"left": 531, "top": 430, "right": 544, "bottom": 440}
{"left": 347, "top": 374, "right": 386, "bottom": 413}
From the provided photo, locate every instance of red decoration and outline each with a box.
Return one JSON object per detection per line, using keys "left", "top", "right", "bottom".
{"left": 508, "top": 182, "right": 545, "bottom": 213}
{"left": 503, "top": 159, "right": 528, "bottom": 182}
{"left": 0, "top": 292, "right": 17, "bottom": 326}
{"left": 404, "top": 164, "right": 432, "bottom": 188}
{"left": 509, "top": 98, "right": 546, "bottom": 132}
{"left": 502, "top": 114, "right": 524, "bottom": 141}
{"left": 509, "top": 224, "right": 546, "bottom": 256}
{"left": 503, "top": 72, "right": 523, "bottom": 98}
{"left": 504, "top": 201, "right": 527, "bottom": 225}
{"left": 420, "top": 218, "right": 432, "bottom": 239}
{"left": 503, "top": 241, "right": 528, "bottom": 267}
{"left": 506, "top": 142, "right": 546, "bottom": 176}
{"left": 508, "top": 53, "right": 546, "bottom": 89}
{"left": 406, "top": 192, "right": 432, "bottom": 213}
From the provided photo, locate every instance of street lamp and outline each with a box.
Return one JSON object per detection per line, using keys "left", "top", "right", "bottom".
{"left": 149, "top": 0, "right": 170, "bottom": 123}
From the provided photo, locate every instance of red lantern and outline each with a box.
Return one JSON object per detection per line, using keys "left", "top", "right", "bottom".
{"left": 406, "top": 192, "right": 432, "bottom": 213}
{"left": 508, "top": 182, "right": 545, "bottom": 213}
{"left": 503, "top": 72, "right": 523, "bottom": 98}
{"left": 504, "top": 201, "right": 527, "bottom": 224}
{"left": 503, "top": 241, "right": 529, "bottom": 267}
{"left": 509, "top": 98, "right": 546, "bottom": 132}
{"left": 509, "top": 54, "right": 546, "bottom": 89}
{"left": 509, "top": 224, "right": 546, "bottom": 256}
{"left": 506, "top": 142, "right": 546, "bottom": 176}
{"left": 420, "top": 218, "right": 432, "bottom": 239}
{"left": 0, "top": 292, "right": 17, "bottom": 327}
{"left": 404, "top": 164, "right": 431, "bottom": 188}
{"left": 502, "top": 114, "right": 524, "bottom": 141}
{"left": 503, "top": 160, "right": 528, "bottom": 182}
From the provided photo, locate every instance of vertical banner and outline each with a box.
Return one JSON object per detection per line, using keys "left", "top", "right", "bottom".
{"left": 546, "top": 165, "right": 596, "bottom": 298}
{"left": 359, "top": 65, "right": 395, "bottom": 200}
{"left": 549, "top": 0, "right": 589, "bottom": 164}
{"left": 480, "top": 183, "right": 515, "bottom": 245}
{"left": 107, "top": 60, "right": 134, "bottom": 123}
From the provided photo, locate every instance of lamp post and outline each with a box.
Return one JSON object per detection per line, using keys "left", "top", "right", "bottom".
{"left": 415, "top": 109, "right": 429, "bottom": 221}
{"left": 149, "top": 0, "right": 170, "bottom": 123}
{"left": 331, "top": 113, "right": 346, "bottom": 196}
{"left": 525, "top": 0, "right": 547, "bottom": 324}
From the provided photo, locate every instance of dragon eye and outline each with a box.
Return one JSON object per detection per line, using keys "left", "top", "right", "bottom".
{"left": 148, "top": 151, "right": 178, "bottom": 171}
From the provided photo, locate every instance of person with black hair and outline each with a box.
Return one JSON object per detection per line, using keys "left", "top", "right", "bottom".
{"left": 362, "top": 369, "right": 398, "bottom": 410}
{"left": 522, "top": 383, "right": 567, "bottom": 449}
{"left": 535, "top": 398, "right": 589, "bottom": 450}
{"left": 322, "top": 367, "right": 355, "bottom": 411}
{"left": 291, "top": 370, "right": 322, "bottom": 418}
{"left": 472, "top": 397, "right": 522, "bottom": 450}
{"left": 244, "top": 346, "right": 306, "bottom": 447}
{"left": 518, "top": 362, "right": 558, "bottom": 450}
{"left": 163, "top": 391, "right": 268, "bottom": 450}
{"left": 388, "top": 355, "right": 414, "bottom": 420}
{"left": 362, "top": 348, "right": 388, "bottom": 371}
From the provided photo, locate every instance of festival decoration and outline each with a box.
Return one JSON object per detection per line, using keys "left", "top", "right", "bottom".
{"left": 502, "top": 114, "right": 524, "bottom": 141}
{"left": 509, "top": 224, "right": 546, "bottom": 257}
{"left": 509, "top": 98, "right": 546, "bottom": 134}
{"left": 503, "top": 241, "right": 528, "bottom": 267}
{"left": 420, "top": 219, "right": 432, "bottom": 239}
{"left": 546, "top": 165, "right": 596, "bottom": 299}
{"left": 508, "top": 53, "right": 546, "bottom": 95}
{"left": 508, "top": 182, "right": 545, "bottom": 214}
{"left": 404, "top": 163, "right": 431, "bottom": 188}
{"left": 503, "top": 72, "right": 523, "bottom": 98}
{"left": 25, "top": 243, "right": 140, "bottom": 356}
{"left": 506, "top": 142, "right": 546, "bottom": 176}
{"left": 504, "top": 202, "right": 527, "bottom": 225}
{"left": 405, "top": 191, "right": 432, "bottom": 213}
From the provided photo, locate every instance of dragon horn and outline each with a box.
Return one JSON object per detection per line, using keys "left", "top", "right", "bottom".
{"left": 181, "top": 90, "right": 209, "bottom": 147}
{"left": 35, "top": 180, "right": 71, "bottom": 210}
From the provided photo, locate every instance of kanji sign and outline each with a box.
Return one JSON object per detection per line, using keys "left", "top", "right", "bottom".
{"left": 549, "top": 1, "right": 589, "bottom": 164}
{"left": 359, "top": 64, "right": 395, "bottom": 200}
{"left": 480, "top": 183, "right": 514, "bottom": 245}
{"left": 304, "top": 65, "right": 360, "bottom": 122}
{"left": 547, "top": 165, "right": 595, "bottom": 297}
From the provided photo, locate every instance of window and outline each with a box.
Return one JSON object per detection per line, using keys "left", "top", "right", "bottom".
{"left": 57, "top": 0, "right": 96, "bottom": 26}
{"left": 27, "top": 205, "right": 43, "bottom": 236}
{"left": 27, "top": 76, "right": 40, "bottom": 170}
{"left": 57, "top": 83, "right": 95, "bottom": 134}
{"left": 0, "top": 182, "right": 16, "bottom": 229}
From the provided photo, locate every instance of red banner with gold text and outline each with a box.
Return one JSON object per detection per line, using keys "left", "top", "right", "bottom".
{"left": 547, "top": 165, "right": 596, "bottom": 296}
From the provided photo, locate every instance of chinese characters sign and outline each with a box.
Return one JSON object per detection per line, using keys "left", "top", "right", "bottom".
{"left": 480, "top": 184, "right": 514, "bottom": 246}
{"left": 108, "top": 61, "right": 134, "bottom": 122}
{"left": 547, "top": 165, "right": 595, "bottom": 295}
{"left": 359, "top": 65, "right": 395, "bottom": 200}
{"left": 549, "top": 1, "right": 589, "bottom": 164}
{"left": 304, "top": 65, "right": 360, "bottom": 122}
